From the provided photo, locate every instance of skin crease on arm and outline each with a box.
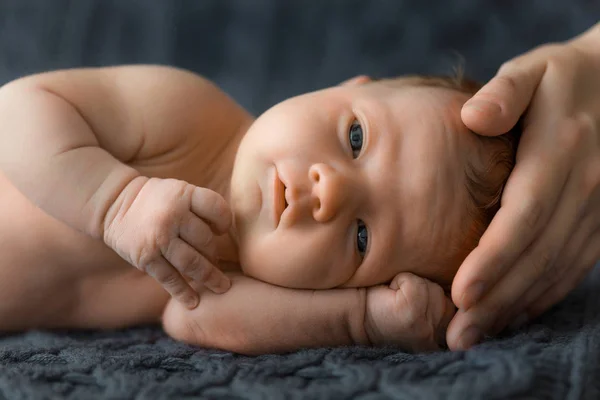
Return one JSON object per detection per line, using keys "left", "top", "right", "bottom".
{"left": 0, "top": 66, "right": 252, "bottom": 304}
{"left": 0, "top": 66, "right": 247, "bottom": 239}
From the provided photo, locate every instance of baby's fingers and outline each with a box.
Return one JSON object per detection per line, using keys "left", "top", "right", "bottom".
{"left": 165, "top": 237, "right": 231, "bottom": 295}
{"left": 145, "top": 257, "right": 198, "bottom": 309}
{"left": 190, "top": 187, "right": 232, "bottom": 234}
{"left": 180, "top": 212, "right": 218, "bottom": 262}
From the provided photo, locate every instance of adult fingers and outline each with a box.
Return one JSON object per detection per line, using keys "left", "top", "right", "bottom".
{"left": 145, "top": 257, "right": 198, "bottom": 309}
{"left": 190, "top": 186, "right": 232, "bottom": 234}
{"left": 492, "top": 207, "right": 596, "bottom": 333}
{"left": 452, "top": 115, "right": 576, "bottom": 310}
{"left": 461, "top": 45, "right": 554, "bottom": 136}
{"left": 490, "top": 258, "right": 568, "bottom": 335}
{"left": 527, "top": 228, "right": 600, "bottom": 320}
{"left": 165, "top": 237, "right": 231, "bottom": 295}
{"left": 498, "top": 130, "right": 600, "bottom": 331}
{"left": 491, "top": 262, "right": 565, "bottom": 335}
{"left": 448, "top": 155, "right": 585, "bottom": 349}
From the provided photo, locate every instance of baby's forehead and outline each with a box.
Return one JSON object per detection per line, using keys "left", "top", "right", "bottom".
{"left": 359, "top": 80, "right": 477, "bottom": 142}
{"left": 369, "top": 74, "right": 480, "bottom": 94}
{"left": 364, "top": 78, "right": 472, "bottom": 104}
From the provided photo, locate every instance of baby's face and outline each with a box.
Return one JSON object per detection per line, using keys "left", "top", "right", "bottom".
{"left": 229, "top": 79, "right": 480, "bottom": 289}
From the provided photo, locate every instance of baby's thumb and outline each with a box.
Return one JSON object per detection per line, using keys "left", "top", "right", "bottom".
{"left": 462, "top": 48, "right": 549, "bottom": 136}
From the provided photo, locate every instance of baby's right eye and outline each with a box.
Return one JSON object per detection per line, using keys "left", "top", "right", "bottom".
{"left": 356, "top": 219, "right": 368, "bottom": 258}
{"left": 349, "top": 120, "right": 364, "bottom": 159}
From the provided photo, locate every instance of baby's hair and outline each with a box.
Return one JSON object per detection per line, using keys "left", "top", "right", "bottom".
{"left": 373, "top": 75, "right": 521, "bottom": 287}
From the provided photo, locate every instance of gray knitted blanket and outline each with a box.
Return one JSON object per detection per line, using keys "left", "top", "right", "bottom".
{"left": 1, "top": 1, "right": 600, "bottom": 398}
{"left": 1, "top": 264, "right": 599, "bottom": 399}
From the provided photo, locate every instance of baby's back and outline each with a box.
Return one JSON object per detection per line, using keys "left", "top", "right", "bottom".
{"left": 0, "top": 172, "right": 168, "bottom": 331}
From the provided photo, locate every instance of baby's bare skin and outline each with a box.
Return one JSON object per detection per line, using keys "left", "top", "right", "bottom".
{"left": 0, "top": 172, "right": 167, "bottom": 330}
{"left": 0, "top": 66, "right": 244, "bottom": 330}
{"left": 0, "top": 66, "right": 454, "bottom": 354}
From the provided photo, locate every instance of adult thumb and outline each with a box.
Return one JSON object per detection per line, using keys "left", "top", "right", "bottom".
{"left": 462, "top": 46, "right": 551, "bottom": 136}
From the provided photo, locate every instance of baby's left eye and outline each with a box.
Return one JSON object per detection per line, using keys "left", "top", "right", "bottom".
{"left": 356, "top": 219, "right": 368, "bottom": 258}
{"left": 349, "top": 120, "right": 363, "bottom": 158}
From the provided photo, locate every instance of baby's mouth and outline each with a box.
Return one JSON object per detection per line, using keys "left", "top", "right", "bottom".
{"left": 273, "top": 170, "right": 287, "bottom": 227}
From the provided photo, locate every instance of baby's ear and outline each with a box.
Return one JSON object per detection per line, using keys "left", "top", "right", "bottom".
{"left": 339, "top": 75, "right": 372, "bottom": 87}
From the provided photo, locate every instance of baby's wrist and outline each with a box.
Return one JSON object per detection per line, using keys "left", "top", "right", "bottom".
{"left": 347, "top": 287, "right": 372, "bottom": 347}
{"left": 101, "top": 174, "right": 147, "bottom": 244}
{"left": 363, "top": 286, "right": 387, "bottom": 346}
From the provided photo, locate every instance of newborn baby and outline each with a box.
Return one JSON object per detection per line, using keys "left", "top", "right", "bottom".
{"left": 0, "top": 67, "right": 518, "bottom": 355}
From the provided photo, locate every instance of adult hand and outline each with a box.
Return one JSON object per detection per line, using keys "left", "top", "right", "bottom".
{"left": 104, "top": 176, "right": 232, "bottom": 309}
{"left": 447, "top": 22, "right": 600, "bottom": 350}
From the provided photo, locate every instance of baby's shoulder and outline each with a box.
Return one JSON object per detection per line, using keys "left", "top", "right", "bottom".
{"left": 6, "top": 65, "right": 252, "bottom": 165}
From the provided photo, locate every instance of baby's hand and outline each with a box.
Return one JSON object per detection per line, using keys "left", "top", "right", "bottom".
{"left": 365, "top": 273, "right": 455, "bottom": 352}
{"left": 103, "top": 176, "right": 231, "bottom": 308}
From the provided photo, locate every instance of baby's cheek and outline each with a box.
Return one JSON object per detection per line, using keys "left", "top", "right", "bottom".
{"left": 241, "top": 245, "right": 344, "bottom": 290}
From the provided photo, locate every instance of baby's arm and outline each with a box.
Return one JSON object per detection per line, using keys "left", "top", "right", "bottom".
{"left": 0, "top": 65, "right": 246, "bottom": 240}
{"left": 163, "top": 274, "right": 369, "bottom": 355}
{"left": 0, "top": 66, "right": 250, "bottom": 303}
{"left": 163, "top": 273, "right": 454, "bottom": 355}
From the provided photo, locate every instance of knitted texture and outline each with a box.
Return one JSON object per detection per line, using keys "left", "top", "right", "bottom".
{"left": 1, "top": 266, "right": 599, "bottom": 399}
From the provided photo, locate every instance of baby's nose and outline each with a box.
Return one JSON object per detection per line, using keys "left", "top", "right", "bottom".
{"left": 309, "top": 163, "right": 350, "bottom": 223}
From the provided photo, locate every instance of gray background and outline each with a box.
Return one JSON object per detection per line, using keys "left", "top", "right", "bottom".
{"left": 0, "top": 1, "right": 599, "bottom": 399}
{"left": 1, "top": 0, "right": 598, "bottom": 114}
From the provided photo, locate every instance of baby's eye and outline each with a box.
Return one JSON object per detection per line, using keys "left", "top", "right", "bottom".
{"left": 349, "top": 120, "right": 364, "bottom": 158}
{"left": 356, "top": 219, "right": 368, "bottom": 258}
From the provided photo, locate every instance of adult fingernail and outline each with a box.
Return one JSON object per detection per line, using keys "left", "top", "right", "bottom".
{"left": 509, "top": 313, "right": 529, "bottom": 331}
{"left": 185, "top": 295, "right": 199, "bottom": 309}
{"left": 460, "top": 281, "right": 487, "bottom": 309}
{"left": 217, "top": 278, "right": 231, "bottom": 293}
{"left": 457, "top": 326, "right": 483, "bottom": 350}
{"left": 464, "top": 100, "right": 501, "bottom": 116}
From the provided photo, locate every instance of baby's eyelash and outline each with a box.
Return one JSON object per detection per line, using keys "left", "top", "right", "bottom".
{"left": 348, "top": 120, "right": 364, "bottom": 159}
{"left": 356, "top": 219, "right": 368, "bottom": 258}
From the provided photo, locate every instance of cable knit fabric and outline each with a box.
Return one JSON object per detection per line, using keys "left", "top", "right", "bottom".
{"left": 0, "top": 1, "right": 599, "bottom": 398}
{"left": 1, "top": 265, "right": 600, "bottom": 399}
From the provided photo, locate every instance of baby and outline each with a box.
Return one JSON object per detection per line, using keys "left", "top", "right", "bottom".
{"left": 0, "top": 66, "right": 518, "bottom": 355}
